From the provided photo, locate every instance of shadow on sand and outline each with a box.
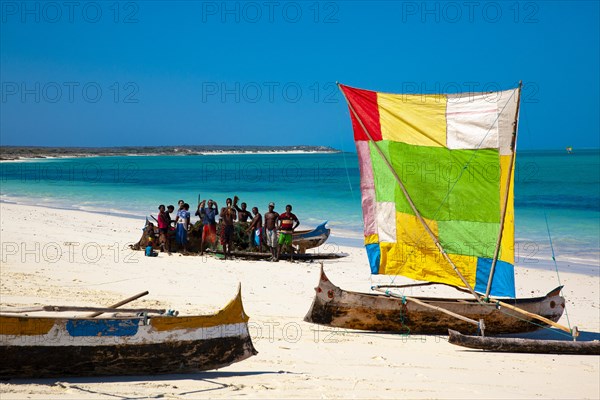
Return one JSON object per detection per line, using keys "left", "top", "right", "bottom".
{"left": 2, "top": 370, "right": 296, "bottom": 399}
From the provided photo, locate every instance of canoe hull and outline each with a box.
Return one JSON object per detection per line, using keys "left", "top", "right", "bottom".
{"left": 0, "top": 288, "right": 257, "bottom": 379}
{"left": 448, "top": 329, "right": 600, "bottom": 355}
{"left": 292, "top": 221, "right": 330, "bottom": 253}
{"left": 304, "top": 267, "right": 565, "bottom": 335}
{"left": 1, "top": 335, "right": 255, "bottom": 379}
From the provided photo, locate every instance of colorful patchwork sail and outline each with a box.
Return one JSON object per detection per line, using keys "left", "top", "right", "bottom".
{"left": 340, "top": 84, "right": 520, "bottom": 298}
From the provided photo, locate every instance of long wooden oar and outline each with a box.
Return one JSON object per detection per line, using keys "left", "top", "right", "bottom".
{"left": 372, "top": 288, "right": 483, "bottom": 333}
{"left": 87, "top": 291, "right": 149, "bottom": 318}
{"left": 494, "top": 299, "right": 577, "bottom": 337}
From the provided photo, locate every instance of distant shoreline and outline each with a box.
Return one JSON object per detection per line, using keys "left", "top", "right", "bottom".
{"left": 0, "top": 145, "right": 340, "bottom": 161}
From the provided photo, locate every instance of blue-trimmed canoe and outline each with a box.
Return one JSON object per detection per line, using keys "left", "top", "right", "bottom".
{"left": 0, "top": 288, "right": 257, "bottom": 379}
{"left": 292, "top": 221, "right": 331, "bottom": 253}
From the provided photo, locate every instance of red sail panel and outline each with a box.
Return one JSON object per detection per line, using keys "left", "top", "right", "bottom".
{"left": 339, "top": 84, "right": 382, "bottom": 141}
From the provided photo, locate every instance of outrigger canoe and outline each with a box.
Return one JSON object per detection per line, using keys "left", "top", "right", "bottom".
{"left": 0, "top": 287, "right": 257, "bottom": 379}
{"left": 304, "top": 267, "right": 565, "bottom": 335}
{"left": 292, "top": 221, "right": 330, "bottom": 253}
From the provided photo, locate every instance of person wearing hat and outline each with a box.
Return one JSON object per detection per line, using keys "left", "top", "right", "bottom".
{"left": 264, "top": 202, "right": 279, "bottom": 261}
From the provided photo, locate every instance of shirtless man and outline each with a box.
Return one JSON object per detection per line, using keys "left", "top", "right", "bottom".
{"left": 220, "top": 198, "right": 237, "bottom": 259}
{"left": 263, "top": 202, "right": 279, "bottom": 261}
{"left": 233, "top": 196, "right": 253, "bottom": 248}
{"left": 233, "top": 196, "right": 252, "bottom": 222}
{"left": 246, "top": 207, "right": 263, "bottom": 252}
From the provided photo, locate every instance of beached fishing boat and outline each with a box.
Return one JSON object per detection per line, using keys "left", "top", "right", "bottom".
{"left": 448, "top": 330, "right": 600, "bottom": 355}
{"left": 306, "top": 266, "right": 564, "bottom": 334}
{"left": 132, "top": 221, "right": 330, "bottom": 254}
{"left": 293, "top": 221, "right": 331, "bottom": 253}
{"left": 0, "top": 287, "right": 257, "bottom": 378}
{"left": 305, "top": 83, "right": 574, "bottom": 337}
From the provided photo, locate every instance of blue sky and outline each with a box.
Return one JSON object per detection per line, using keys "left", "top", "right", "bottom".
{"left": 1, "top": 1, "right": 598, "bottom": 151}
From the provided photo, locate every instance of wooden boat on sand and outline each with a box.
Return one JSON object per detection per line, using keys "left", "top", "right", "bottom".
{"left": 206, "top": 248, "right": 345, "bottom": 261}
{"left": 305, "top": 83, "right": 579, "bottom": 340}
{"left": 448, "top": 329, "right": 600, "bottom": 355}
{"left": 292, "top": 221, "right": 331, "bottom": 253}
{"left": 304, "top": 267, "right": 565, "bottom": 335}
{"left": 0, "top": 287, "right": 257, "bottom": 379}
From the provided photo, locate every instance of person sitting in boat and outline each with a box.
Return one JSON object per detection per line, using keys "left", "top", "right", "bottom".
{"left": 264, "top": 202, "right": 279, "bottom": 261}
{"left": 175, "top": 203, "right": 191, "bottom": 252}
{"left": 196, "top": 199, "right": 218, "bottom": 255}
{"left": 247, "top": 206, "right": 263, "bottom": 252}
{"left": 220, "top": 198, "right": 237, "bottom": 259}
{"left": 277, "top": 204, "right": 300, "bottom": 261}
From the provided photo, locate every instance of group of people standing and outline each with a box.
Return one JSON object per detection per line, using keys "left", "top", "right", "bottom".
{"left": 154, "top": 196, "right": 300, "bottom": 261}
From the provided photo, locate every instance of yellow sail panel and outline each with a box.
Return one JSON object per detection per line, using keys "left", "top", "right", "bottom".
{"left": 377, "top": 212, "right": 478, "bottom": 288}
{"left": 377, "top": 93, "right": 447, "bottom": 147}
{"left": 379, "top": 242, "right": 477, "bottom": 288}
{"left": 499, "top": 154, "right": 515, "bottom": 264}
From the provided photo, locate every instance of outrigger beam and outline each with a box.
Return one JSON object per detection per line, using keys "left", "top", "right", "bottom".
{"left": 1, "top": 305, "right": 164, "bottom": 314}
{"left": 87, "top": 290, "right": 150, "bottom": 318}
{"left": 494, "top": 299, "right": 577, "bottom": 337}
{"left": 372, "top": 287, "right": 484, "bottom": 335}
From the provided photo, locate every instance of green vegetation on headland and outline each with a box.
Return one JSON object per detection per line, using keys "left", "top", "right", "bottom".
{"left": 0, "top": 145, "right": 339, "bottom": 161}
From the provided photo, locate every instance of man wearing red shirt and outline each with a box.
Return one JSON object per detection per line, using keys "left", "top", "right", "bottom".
{"left": 277, "top": 204, "right": 299, "bottom": 261}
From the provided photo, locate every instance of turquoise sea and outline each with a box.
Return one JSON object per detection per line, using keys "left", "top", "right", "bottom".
{"left": 1, "top": 150, "right": 599, "bottom": 267}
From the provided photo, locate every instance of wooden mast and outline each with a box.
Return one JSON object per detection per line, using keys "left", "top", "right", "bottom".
{"left": 337, "top": 83, "right": 480, "bottom": 301}
{"left": 485, "top": 81, "right": 522, "bottom": 298}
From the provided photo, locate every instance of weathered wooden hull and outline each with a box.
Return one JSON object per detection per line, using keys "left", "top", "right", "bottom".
{"left": 1, "top": 335, "right": 255, "bottom": 378}
{"left": 0, "top": 289, "right": 257, "bottom": 379}
{"left": 448, "top": 330, "right": 600, "bottom": 355}
{"left": 207, "top": 249, "right": 344, "bottom": 260}
{"left": 304, "top": 267, "right": 565, "bottom": 335}
{"left": 293, "top": 221, "right": 330, "bottom": 253}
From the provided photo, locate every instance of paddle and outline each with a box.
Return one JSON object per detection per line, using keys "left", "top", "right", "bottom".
{"left": 86, "top": 291, "right": 150, "bottom": 318}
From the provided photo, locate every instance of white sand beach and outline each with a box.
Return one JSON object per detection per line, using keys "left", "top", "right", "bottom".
{"left": 0, "top": 202, "right": 598, "bottom": 399}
